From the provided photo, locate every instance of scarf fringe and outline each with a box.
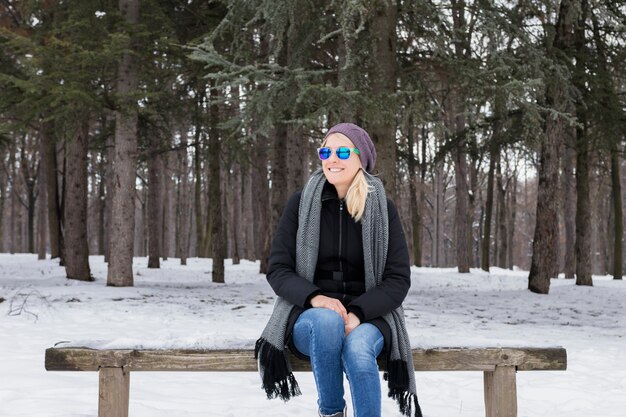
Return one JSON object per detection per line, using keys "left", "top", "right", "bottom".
{"left": 384, "top": 360, "right": 423, "bottom": 417}
{"left": 254, "top": 338, "right": 301, "bottom": 401}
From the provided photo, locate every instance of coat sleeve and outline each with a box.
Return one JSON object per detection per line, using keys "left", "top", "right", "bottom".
{"left": 347, "top": 198, "right": 411, "bottom": 322}
{"left": 266, "top": 191, "right": 322, "bottom": 308}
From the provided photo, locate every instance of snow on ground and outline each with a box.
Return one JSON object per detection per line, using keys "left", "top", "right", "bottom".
{"left": 0, "top": 254, "right": 624, "bottom": 417}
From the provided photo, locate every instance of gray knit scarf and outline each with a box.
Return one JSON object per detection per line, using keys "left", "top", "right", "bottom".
{"left": 255, "top": 169, "right": 422, "bottom": 417}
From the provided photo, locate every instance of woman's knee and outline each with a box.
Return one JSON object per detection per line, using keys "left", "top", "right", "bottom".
{"left": 296, "top": 308, "right": 345, "bottom": 347}
{"left": 342, "top": 324, "right": 384, "bottom": 364}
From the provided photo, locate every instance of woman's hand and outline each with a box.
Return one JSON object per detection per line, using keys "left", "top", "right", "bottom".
{"left": 344, "top": 312, "right": 361, "bottom": 335}
{"left": 310, "top": 295, "right": 348, "bottom": 323}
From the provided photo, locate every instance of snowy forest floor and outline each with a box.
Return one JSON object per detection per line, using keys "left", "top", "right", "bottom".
{"left": 0, "top": 254, "right": 624, "bottom": 417}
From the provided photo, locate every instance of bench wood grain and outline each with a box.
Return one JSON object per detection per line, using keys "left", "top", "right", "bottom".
{"left": 45, "top": 345, "right": 566, "bottom": 417}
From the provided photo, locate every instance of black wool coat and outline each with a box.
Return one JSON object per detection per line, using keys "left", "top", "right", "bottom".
{"left": 266, "top": 180, "right": 411, "bottom": 352}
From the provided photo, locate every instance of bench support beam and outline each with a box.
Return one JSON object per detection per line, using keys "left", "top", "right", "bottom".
{"left": 484, "top": 365, "right": 517, "bottom": 417}
{"left": 99, "top": 367, "right": 130, "bottom": 417}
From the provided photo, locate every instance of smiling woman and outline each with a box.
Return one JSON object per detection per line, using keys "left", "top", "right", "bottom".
{"left": 255, "top": 122, "right": 422, "bottom": 417}
{"left": 319, "top": 135, "right": 362, "bottom": 199}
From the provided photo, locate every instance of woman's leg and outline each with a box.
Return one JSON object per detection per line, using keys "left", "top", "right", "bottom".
{"left": 342, "top": 323, "right": 384, "bottom": 417}
{"left": 292, "top": 308, "right": 346, "bottom": 415}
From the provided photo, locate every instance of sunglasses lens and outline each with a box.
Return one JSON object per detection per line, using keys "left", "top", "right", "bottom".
{"left": 318, "top": 147, "right": 331, "bottom": 160}
{"left": 336, "top": 147, "right": 350, "bottom": 160}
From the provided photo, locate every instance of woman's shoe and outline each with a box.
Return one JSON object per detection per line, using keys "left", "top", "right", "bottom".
{"left": 318, "top": 406, "right": 347, "bottom": 417}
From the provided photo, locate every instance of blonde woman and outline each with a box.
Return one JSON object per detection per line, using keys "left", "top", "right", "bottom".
{"left": 255, "top": 123, "right": 422, "bottom": 417}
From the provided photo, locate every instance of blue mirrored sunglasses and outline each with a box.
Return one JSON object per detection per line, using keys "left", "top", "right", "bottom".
{"left": 317, "top": 147, "right": 360, "bottom": 160}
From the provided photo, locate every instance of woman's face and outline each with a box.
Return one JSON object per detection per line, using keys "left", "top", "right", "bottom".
{"left": 320, "top": 133, "right": 362, "bottom": 196}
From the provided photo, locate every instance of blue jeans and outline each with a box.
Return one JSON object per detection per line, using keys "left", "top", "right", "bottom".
{"left": 293, "top": 308, "right": 384, "bottom": 417}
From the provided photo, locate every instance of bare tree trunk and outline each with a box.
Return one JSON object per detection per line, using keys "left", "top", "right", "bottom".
{"left": 562, "top": 144, "right": 576, "bottom": 278}
{"left": 507, "top": 174, "right": 517, "bottom": 269}
{"left": 574, "top": 134, "right": 592, "bottom": 286}
{"left": 368, "top": 1, "right": 397, "bottom": 198}
{"left": 162, "top": 153, "right": 172, "bottom": 260}
{"left": 64, "top": 121, "right": 92, "bottom": 281}
{"left": 529, "top": 0, "right": 580, "bottom": 294}
{"left": 407, "top": 119, "right": 423, "bottom": 266}
{"left": 41, "top": 120, "right": 62, "bottom": 259}
{"left": 177, "top": 130, "right": 190, "bottom": 265}
{"left": 286, "top": 125, "right": 305, "bottom": 196}
{"left": 242, "top": 160, "right": 255, "bottom": 260}
{"left": 573, "top": 0, "right": 592, "bottom": 287}
{"left": 451, "top": 98, "right": 471, "bottom": 273}
{"left": 103, "top": 129, "right": 114, "bottom": 262}
{"left": 19, "top": 136, "right": 37, "bottom": 254}
{"left": 496, "top": 158, "right": 508, "bottom": 268}
{"left": 107, "top": 0, "right": 139, "bottom": 287}
{"left": 433, "top": 159, "right": 445, "bottom": 267}
{"left": 611, "top": 146, "right": 623, "bottom": 279}
{"left": 590, "top": 7, "right": 622, "bottom": 280}
{"left": 0, "top": 164, "right": 5, "bottom": 252}
{"left": 255, "top": 134, "right": 271, "bottom": 273}
{"left": 194, "top": 128, "right": 206, "bottom": 257}
{"left": 147, "top": 150, "right": 163, "bottom": 268}
{"left": 231, "top": 163, "right": 242, "bottom": 265}
{"left": 208, "top": 84, "right": 225, "bottom": 283}
{"left": 9, "top": 143, "right": 17, "bottom": 254}
{"left": 482, "top": 149, "right": 496, "bottom": 271}
{"left": 97, "top": 154, "right": 106, "bottom": 255}
{"left": 266, "top": 121, "right": 290, "bottom": 267}
{"left": 37, "top": 161, "right": 47, "bottom": 260}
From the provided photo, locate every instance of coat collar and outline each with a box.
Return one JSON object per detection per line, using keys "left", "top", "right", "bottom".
{"left": 321, "top": 180, "right": 341, "bottom": 202}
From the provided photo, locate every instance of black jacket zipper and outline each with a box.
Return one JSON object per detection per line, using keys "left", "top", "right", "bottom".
{"left": 339, "top": 200, "right": 344, "bottom": 272}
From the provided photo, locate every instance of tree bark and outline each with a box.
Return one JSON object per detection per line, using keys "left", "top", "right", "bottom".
{"left": 433, "top": 157, "right": 445, "bottom": 267}
{"left": 574, "top": 131, "right": 592, "bottom": 286}
{"left": 590, "top": 9, "right": 622, "bottom": 279}
{"left": 529, "top": 0, "right": 580, "bottom": 294}
{"left": 254, "top": 132, "right": 271, "bottom": 273}
{"left": 242, "top": 160, "right": 255, "bottom": 260}
{"left": 41, "top": 120, "right": 62, "bottom": 260}
{"left": 507, "top": 174, "right": 517, "bottom": 269}
{"left": 194, "top": 125, "right": 205, "bottom": 257}
{"left": 573, "top": 0, "right": 592, "bottom": 286}
{"left": 97, "top": 150, "right": 106, "bottom": 256}
{"left": 368, "top": 1, "right": 397, "bottom": 198}
{"left": 64, "top": 121, "right": 92, "bottom": 281}
{"left": 37, "top": 160, "right": 47, "bottom": 260}
{"left": 147, "top": 150, "right": 163, "bottom": 268}
{"left": 19, "top": 136, "right": 37, "bottom": 254}
{"left": 450, "top": 95, "right": 471, "bottom": 273}
{"left": 208, "top": 84, "right": 225, "bottom": 283}
{"left": 0, "top": 166, "right": 5, "bottom": 252}
{"left": 231, "top": 163, "right": 242, "bottom": 265}
{"left": 177, "top": 129, "right": 190, "bottom": 265}
{"left": 610, "top": 145, "right": 623, "bottom": 279}
{"left": 407, "top": 119, "right": 423, "bottom": 266}
{"left": 496, "top": 158, "right": 508, "bottom": 268}
{"left": 562, "top": 143, "right": 576, "bottom": 278}
{"left": 10, "top": 142, "right": 17, "bottom": 253}
{"left": 103, "top": 129, "right": 114, "bottom": 262}
{"left": 107, "top": 0, "right": 140, "bottom": 287}
{"left": 482, "top": 149, "right": 496, "bottom": 271}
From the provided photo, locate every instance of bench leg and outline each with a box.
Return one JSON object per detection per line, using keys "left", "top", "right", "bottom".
{"left": 98, "top": 367, "right": 130, "bottom": 417}
{"left": 484, "top": 365, "right": 517, "bottom": 417}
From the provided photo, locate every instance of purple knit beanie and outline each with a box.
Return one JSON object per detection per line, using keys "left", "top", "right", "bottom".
{"left": 323, "top": 122, "right": 377, "bottom": 173}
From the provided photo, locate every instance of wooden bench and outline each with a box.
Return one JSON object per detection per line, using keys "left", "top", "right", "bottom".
{"left": 45, "top": 344, "right": 566, "bottom": 417}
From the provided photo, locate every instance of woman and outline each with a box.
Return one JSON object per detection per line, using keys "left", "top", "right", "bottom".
{"left": 255, "top": 123, "right": 422, "bottom": 417}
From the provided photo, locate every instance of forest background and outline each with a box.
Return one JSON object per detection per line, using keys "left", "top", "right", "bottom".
{"left": 0, "top": 0, "right": 624, "bottom": 295}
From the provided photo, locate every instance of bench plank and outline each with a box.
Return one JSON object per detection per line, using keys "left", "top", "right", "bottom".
{"left": 45, "top": 345, "right": 566, "bottom": 417}
{"left": 45, "top": 346, "right": 566, "bottom": 372}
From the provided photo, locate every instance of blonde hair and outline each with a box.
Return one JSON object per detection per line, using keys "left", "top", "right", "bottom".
{"left": 346, "top": 169, "right": 371, "bottom": 222}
